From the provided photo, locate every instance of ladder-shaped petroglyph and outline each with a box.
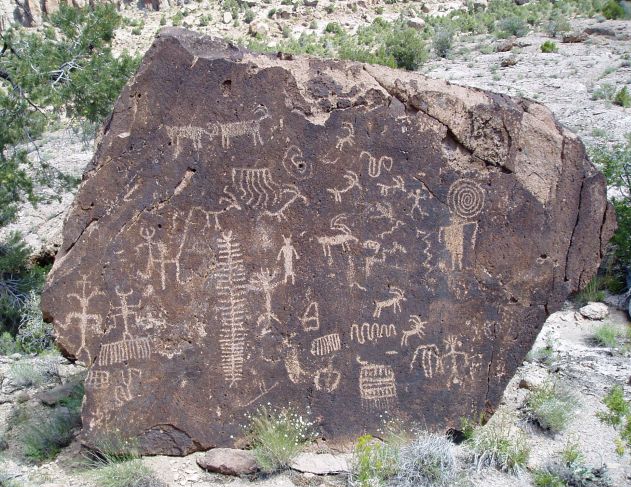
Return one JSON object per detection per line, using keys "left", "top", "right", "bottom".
{"left": 363, "top": 240, "right": 407, "bottom": 277}
{"left": 65, "top": 275, "right": 104, "bottom": 365}
{"left": 216, "top": 231, "right": 248, "bottom": 388}
{"left": 114, "top": 368, "right": 142, "bottom": 407}
{"left": 248, "top": 268, "right": 281, "bottom": 333}
{"left": 360, "top": 151, "right": 394, "bottom": 178}
{"left": 377, "top": 176, "right": 405, "bottom": 196}
{"left": 98, "top": 287, "right": 151, "bottom": 366}
{"left": 277, "top": 235, "right": 299, "bottom": 285}
{"left": 232, "top": 168, "right": 281, "bottom": 209}
{"left": 310, "top": 333, "right": 341, "bottom": 356}
{"left": 314, "top": 362, "right": 341, "bottom": 393}
{"left": 218, "top": 105, "right": 270, "bottom": 148}
{"left": 350, "top": 323, "right": 397, "bottom": 344}
{"left": 137, "top": 227, "right": 179, "bottom": 291}
{"left": 85, "top": 370, "right": 110, "bottom": 389}
{"left": 401, "top": 316, "right": 427, "bottom": 347}
{"left": 327, "top": 170, "right": 362, "bottom": 203}
{"left": 335, "top": 121, "right": 355, "bottom": 151}
{"left": 317, "top": 214, "right": 359, "bottom": 260}
{"left": 440, "top": 178, "right": 485, "bottom": 271}
{"left": 282, "top": 145, "right": 313, "bottom": 180}
{"left": 299, "top": 291, "right": 320, "bottom": 331}
{"left": 373, "top": 287, "right": 406, "bottom": 318}
{"left": 165, "top": 124, "right": 218, "bottom": 158}
{"left": 357, "top": 356, "right": 398, "bottom": 410}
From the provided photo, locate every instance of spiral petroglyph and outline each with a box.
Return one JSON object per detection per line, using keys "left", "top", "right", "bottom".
{"left": 448, "top": 179, "right": 485, "bottom": 220}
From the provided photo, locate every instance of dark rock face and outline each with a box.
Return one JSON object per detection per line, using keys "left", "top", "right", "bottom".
{"left": 41, "top": 28, "right": 615, "bottom": 454}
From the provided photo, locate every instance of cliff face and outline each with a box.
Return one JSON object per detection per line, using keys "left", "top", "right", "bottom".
{"left": 41, "top": 29, "right": 615, "bottom": 454}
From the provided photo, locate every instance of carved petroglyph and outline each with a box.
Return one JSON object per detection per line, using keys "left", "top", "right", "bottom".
{"left": 240, "top": 380, "right": 279, "bottom": 408}
{"left": 216, "top": 231, "right": 248, "bottom": 388}
{"left": 86, "top": 370, "right": 110, "bottom": 389}
{"left": 165, "top": 124, "right": 218, "bottom": 158}
{"left": 310, "top": 333, "right": 341, "bottom": 356}
{"left": 65, "top": 275, "right": 104, "bottom": 365}
{"left": 314, "top": 362, "right": 341, "bottom": 392}
{"left": 114, "top": 368, "right": 142, "bottom": 407}
{"left": 300, "top": 293, "right": 320, "bottom": 332}
{"left": 248, "top": 268, "right": 281, "bottom": 333}
{"left": 358, "top": 357, "right": 397, "bottom": 410}
{"left": 218, "top": 105, "right": 269, "bottom": 148}
{"left": 378, "top": 220, "right": 405, "bottom": 240}
{"left": 416, "top": 230, "right": 434, "bottom": 269}
{"left": 204, "top": 188, "right": 242, "bottom": 231}
{"left": 401, "top": 316, "right": 427, "bottom": 347}
{"left": 137, "top": 227, "right": 179, "bottom": 290}
{"left": 410, "top": 344, "right": 441, "bottom": 378}
{"left": 98, "top": 287, "right": 151, "bottom": 366}
{"left": 347, "top": 254, "right": 367, "bottom": 292}
{"left": 363, "top": 240, "right": 407, "bottom": 277}
{"left": 277, "top": 235, "right": 299, "bottom": 285}
{"left": 282, "top": 145, "right": 313, "bottom": 180}
{"left": 408, "top": 188, "right": 429, "bottom": 218}
{"left": 365, "top": 202, "right": 405, "bottom": 240}
{"left": 282, "top": 336, "right": 309, "bottom": 384}
{"left": 360, "top": 151, "right": 393, "bottom": 178}
{"left": 440, "top": 179, "right": 485, "bottom": 271}
{"left": 327, "top": 171, "right": 361, "bottom": 203}
{"left": 262, "top": 185, "right": 308, "bottom": 222}
{"left": 335, "top": 122, "right": 355, "bottom": 151}
{"left": 232, "top": 168, "right": 280, "bottom": 209}
{"left": 317, "top": 214, "right": 358, "bottom": 259}
{"left": 377, "top": 176, "right": 405, "bottom": 196}
{"left": 373, "top": 287, "right": 406, "bottom": 318}
{"left": 350, "top": 323, "right": 397, "bottom": 344}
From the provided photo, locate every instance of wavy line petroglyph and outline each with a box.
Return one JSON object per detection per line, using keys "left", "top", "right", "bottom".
{"left": 216, "top": 231, "right": 248, "bottom": 388}
{"left": 373, "top": 287, "right": 406, "bottom": 318}
{"left": 327, "top": 170, "right": 361, "bottom": 203}
{"left": 232, "top": 168, "right": 280, "bottom": 209}
{"left": 360, "top": 151, "right": 393, "bottom": 178}
{"left": 65, "top": 275, "right": 104, "bottom": 365}
{"left": 350, "top": 323, "right": 397, "bottom": 344}
{"left": 218, "top": 105, "right": 270, "bottom": 148}
{"left": 357, "top": 356, "right": 397, "bottom": 410}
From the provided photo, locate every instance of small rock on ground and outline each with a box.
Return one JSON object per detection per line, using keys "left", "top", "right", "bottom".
{"left": 196, "top": 448, "right": 258, "bottom": 476}
{"left": 579, "top": 302, "right": 609, "bottom": 320}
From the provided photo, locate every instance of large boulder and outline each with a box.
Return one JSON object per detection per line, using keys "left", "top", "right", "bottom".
{"left": 41, "top": 28, "right": 615, "bottom": 455}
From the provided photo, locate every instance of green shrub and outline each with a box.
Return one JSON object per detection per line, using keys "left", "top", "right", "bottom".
{"left": 602, "top": 0, "right": 625, "bottom": 19}
{"left": 597, "top": 385, "right": 629, "bottom": 427}
{"left": 91, "top": 460, "right": 165, "bottom": 487}
{"left": 545, "top": 15, "right": 571, "bottom": 37}
{"left": 247, "top": 406, "right": 315, "bottom": 473}
{"left": 16, "top": 291, "right": 53, "bottom": 353}
{"left": 8, "top": 361, "right": 47, "bottom": 388}
{"left": 592, "top": 323, "right": 624, "bottom": 348}
{"left": 614, "top": 86, "right": 630, "bottom": 108}
{"left": 159, "top": 15, "right": 166, "bottom": 26}
{"left": 24, "top": 408, "right": 80, "bottom": 461}
{"left": 172, "top": 11, "right": 184, "bottom": 26}
{"left": 466, "top": 412, "right": 530, "bottom": 474}
{"left": 267, "top": 8, "right": 276, "bottom": 18}
{"left": 496, "top": 16, "right": 529, "bottom": 38}
{"left": 0, "top": 331, "right": 19, "bottom": 355}
{"left": 533, "top": 469, "right": 566, "bottom": 487}
{"left": 575, "top": 276, "right": 606, "bottom": 306}
{"left": 433, "top": 28, "right": 454, "bottom": 58}
{"left": 244, "top": 9, "right": 255, "bottom": 23}
{"left": 540, "top": 40, "right": 558, "bottom": 53}
{"left": 384, "top": 26, "right": 427, "bottom": 71}
{"left": 325, "top": 22, "right": 344, "bottom": 35}
{"left": 349, "top": 434, "right": 399, "bottom": 487}
{"left": 395, "top": 432, "right": 457, "bottom": 487}
{"left": 526, "top": 334, "right": 556, "bottom": 366}
{"left": 525, "top": 382, "right": 578, "bottom": 433}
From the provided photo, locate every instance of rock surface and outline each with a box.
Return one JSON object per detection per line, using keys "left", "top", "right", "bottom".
{"left": 290, "top": 452, "right": 350, "bottom": 474}
{"left": 41, "top": 28, "right": 615, "bottom": 454}
{"left": 196, "top": 448, "right": 258, "bottom": 476}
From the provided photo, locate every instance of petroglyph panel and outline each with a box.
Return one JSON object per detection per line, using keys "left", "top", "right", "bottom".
{"left": 42, "top": 31, "right": 615, "bottom": 455}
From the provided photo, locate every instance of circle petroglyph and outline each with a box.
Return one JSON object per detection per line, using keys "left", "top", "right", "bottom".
{"left": 448, "top": 179, "right": 485, "bottom": 220}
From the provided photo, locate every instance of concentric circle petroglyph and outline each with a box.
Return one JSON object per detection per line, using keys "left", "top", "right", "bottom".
{"left": 448, "top": 179, "right": 485, "bottom": 219}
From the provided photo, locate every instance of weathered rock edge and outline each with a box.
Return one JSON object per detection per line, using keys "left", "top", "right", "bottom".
{"left": 41, "top": 28, "right": 615, "bottom": 455}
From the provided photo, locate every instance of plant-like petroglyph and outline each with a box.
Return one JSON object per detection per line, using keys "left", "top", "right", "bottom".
{"left": 248, "top": 268, "right": 281, "bottom": 333}
{"left": 165, "top": 124, "right": 218, "bottom": 158}
{"left": 232, "top": 167, "right": 280, "bottom": 209}
{"left": 408, "top": 188, "right": 429, "bottom": 218}
{"left": 137, "top": 227, "right": 179, "bottom": 290}
{"left": 350, "top": 323, "right": 397, "bottom": 344}
{"left": 114, "top": 368, "right": 142, "bottom": 407}
{"left": 98, "top": 287, "right": 151, "bottom": 366}
{"left": 277, "top": 235, "right": 299, "bottom": 284}
{"left": 317, "top": 214, "right": 359, "bottom": 259}
{"left": 377, "top": 176, "right": 405, "bottom": 196}
{"left": 310, "top": 333, "right": 341, "bottom": 356}
{"left": 262, "top": 184, "right": 308, "bottom": 222}
{"left": 401, "top": 315, "right": 427, "bottom": 347}
{"left": 65, "top": 275, "right": 104, "bottom": 365}
{"left": 439, "top": 178, "right": 485, "bottom": 271}
{"left": 218, "top": 105, "right": 270, "bottom": 148}
{"left": 299, "top": 291, "right": 320, "bottom": 331}
{"left": 335, "top": 121, "right": 355, "bottom": 150}
{"left": 373, "top": 287, "right": 406, "bottom": 318}
{"left": 363, "top": 240, "right": 407, "bottom": 277}
{"left": 357, "top": 356, "right": 397, "bottom": 410}
{"left": 327, "top": 170, "right": 361, "bottom": 203}
{"left": 216, "top": 231, "right": 248, "bottom": 388}
{"left": 282, "top": 145, "right": 313, "bottom": 180}
{"left": 360, "top": 151, "right": 394, "bottom": 178}
{"left": 314, "top": 362, "right": 341, "bottom": 392}
{"left": 85, "top": 370, "right": 110, "bottom": 389}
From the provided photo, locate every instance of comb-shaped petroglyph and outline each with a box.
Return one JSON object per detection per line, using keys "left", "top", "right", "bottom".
{"left": 310, "top": 333, "right": 341, "bottom": 356}
{"left": 216, "top": 231, "right": 248, "bottom": 387}
{"left": 357, "top": 356, "right": 397, "bottom": 410}
{"left": 85, "top": 370, "right": 110, "bottom": 389}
